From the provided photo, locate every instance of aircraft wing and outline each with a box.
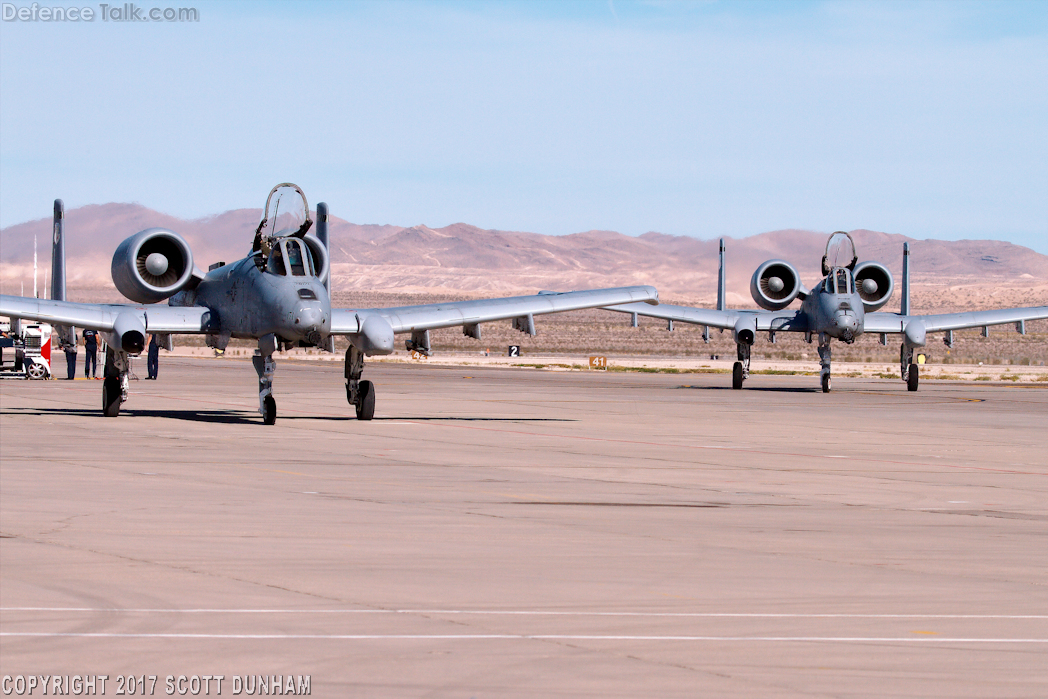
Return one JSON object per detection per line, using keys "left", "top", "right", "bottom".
{"left": 0, "top": 295, "right": 211, "bottom": 333}
{"left": 865, "top": 306, "right": 1048, "bottom": 334}
{"left": 603, "top": 302, "right": 809, "bottom": 333}
{"left": 604, "top": 301, "right": 739, "bottom": 329}
{"left": 330, "top": 286, "right": 659, "bottom": 334}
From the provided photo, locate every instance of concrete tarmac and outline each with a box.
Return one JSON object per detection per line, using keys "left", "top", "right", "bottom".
{"left": 1, "top": 357, "right": 1046, "bottom": 697}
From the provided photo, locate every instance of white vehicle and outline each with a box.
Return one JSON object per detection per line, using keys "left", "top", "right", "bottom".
{"left": 19, "top": 323, "right": 53, "bottom": 379}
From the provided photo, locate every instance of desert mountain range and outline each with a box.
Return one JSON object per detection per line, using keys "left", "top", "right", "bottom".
{"left": 2, "top": 203, "right": 1046, "bottom": 308}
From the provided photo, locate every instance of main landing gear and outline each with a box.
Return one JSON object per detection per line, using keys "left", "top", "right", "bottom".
{"left": 253, "top": 334, "right": 278, "bottom": 425}
{"left": 101, "top": 346, "right": 130, "bottom": 417}
{"left": 249, "top": 338, "right": 377, "bottom": 425}
{"left": 818, "top": 336, "right": 832, "bottom": 393}
{"left": 901, "top": 343, "right": 919, "bottom": 392}
{"left": 731, "top": 342, "right": 751, "bottom": 390}
{"left": 345, "top": 345, "right": 375, "bottom": 420}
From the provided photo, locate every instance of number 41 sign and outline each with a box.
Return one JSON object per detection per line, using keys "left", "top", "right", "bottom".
{"left": 588, "top": 356, "right": 607, "bottom": 369}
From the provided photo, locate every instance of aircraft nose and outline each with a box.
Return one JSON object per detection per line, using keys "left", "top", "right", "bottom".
{"left": 295, "top": 305, "right": 322, "bottom": 326}
{"left": 292, "top": 303, "right": 330, "bottom": 343}
{"left": 833, "top": 310, "right": 858, "bottom": 330}
{"left": 832, "top": 309, "right": 860, "bottom": 343}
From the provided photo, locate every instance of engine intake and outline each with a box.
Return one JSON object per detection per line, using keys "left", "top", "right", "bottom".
{"left": 853, "top": 261, "right": 893, "bottom": 312}
{"left": 750, "top": 259, "right": 801, "bottom": 311}
{"left": 111, "top": 228, "right": 194, "bottom": 304}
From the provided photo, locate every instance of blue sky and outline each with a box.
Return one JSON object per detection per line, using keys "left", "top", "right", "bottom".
{"left": 1, "top": 0, "right": 1046, "bottom": 252}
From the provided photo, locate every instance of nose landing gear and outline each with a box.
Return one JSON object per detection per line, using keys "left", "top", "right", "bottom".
{"left": 253, "top": 334, "right": 278, "bottom": 424}
{"left": 818, "top": 335, "right": 832, "bottom": 393}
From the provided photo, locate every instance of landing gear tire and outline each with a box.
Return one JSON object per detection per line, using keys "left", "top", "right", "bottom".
{"left": 25, "top": 362, "right": 47, "bottom": 380}
{"left": 262, "top": 395, "right": 277, "bottom": 425}
{"left": 732, "top": 362, "right": 743, "bottom": 390}
{"left": 907, "top": 363, "right": 919, "bottom": 392}
{"left": 356, "top": 380, "right": 375, "bottom": 420}
{"left": 102, "top": 377, "right": 122, "bottom": 417}
{"left": 822, "top": 373, "right": 831, "bottom": 393}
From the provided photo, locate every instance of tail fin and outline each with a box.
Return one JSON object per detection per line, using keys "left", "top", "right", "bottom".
{"left": 316, "top": 202, "right": 330, "bottom": 293}
{"left": 900, "top": 242, "right": 911, "bottom": 316}
{"left": 50, "top": 199, "right": 75, "bottom": 346}
{"left": 315, "top": 202, "right": 336, "bottom": 353}
{"left": 51, "top": 199, "right": 66, "bottom": 302}
{"left": 716, "top": 238, "right": 726, "bottom": 311}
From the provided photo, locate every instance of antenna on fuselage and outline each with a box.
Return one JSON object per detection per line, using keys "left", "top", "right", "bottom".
{"left": 901, "top": 242, "right": 911, "bottom": 316}
{"left": 316, "top": 202, "right": 329, "bottom": 294}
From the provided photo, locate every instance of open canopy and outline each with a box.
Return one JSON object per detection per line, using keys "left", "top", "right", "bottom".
{"left": 258, "top": 183, "right": 312, "bottom": 240}
{"left": 252, "top": 183, "right": 313, "bottom": 260}
{"left": 822, "top": 231, "right": 857, "bottom": 275}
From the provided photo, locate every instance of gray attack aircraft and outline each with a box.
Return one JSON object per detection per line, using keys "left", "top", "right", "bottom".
{"left": 606, "top": 231, "right": 1048, "bottom": 392}
{"left": 1, "top": 184, "right": 658, "bottom": 423}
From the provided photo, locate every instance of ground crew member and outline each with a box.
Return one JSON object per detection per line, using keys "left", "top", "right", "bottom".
{"left": 147, "top": 334, "right": 160, "bottom": 379}
{"left": 83, "top": 328, "right": 98, "bottom": 378}
{"left": 63, "top": 332, "right": 78, "bottom": 380}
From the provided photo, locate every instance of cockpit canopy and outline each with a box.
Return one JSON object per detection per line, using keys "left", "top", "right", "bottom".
{"left": 822, "top": 231, "right": 858, "bottom": 276}
{"left": 258, "top": 183, "right": 311, "bottom": 239}
{"left": 266, "top": 238, "right": 316, "bottom": 277}
{"left": 824, "top": 267, "right": 855, "bottom": 295}
{"left": 252, "top": 183, "right": 318, "bottom": 276}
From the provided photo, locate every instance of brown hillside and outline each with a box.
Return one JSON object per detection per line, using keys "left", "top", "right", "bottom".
{"left": 2, "top": 204, "right": 1047, "bottom": 310}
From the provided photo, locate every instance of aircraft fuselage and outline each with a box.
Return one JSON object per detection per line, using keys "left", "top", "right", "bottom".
{"left": 191, "top": 255, "right": 330, "bottom": 345}
{"left": 801, "top": 267, "right": 865, "bottom": 343}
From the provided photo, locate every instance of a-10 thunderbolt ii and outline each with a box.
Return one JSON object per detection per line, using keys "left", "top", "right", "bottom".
{"left": 0, "top": 184, "right": 658, "bottom": 423}
{"left": 606, "top": 231, "right": 1048, "bottom": 392}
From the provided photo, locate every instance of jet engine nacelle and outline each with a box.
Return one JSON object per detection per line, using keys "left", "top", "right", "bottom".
{"left": 302, "top": 234, "right": 329, "bottom": 286}
{"left": 853, "top": 261, "right": 894, "bottom": 312}
{"left": 350, "top": 314, "right": 395, "bottom": 356}
{"left": 111, "top": 311, "right": 146, "bottom": 354}
{"left": 733, "top": 316, "right": 756, "bottom": 346}
{"left": 750, "top": 260, "right": 802, "bottom": 311}
{"left": 112, "top": 228, "right": 195, "bottom": 304}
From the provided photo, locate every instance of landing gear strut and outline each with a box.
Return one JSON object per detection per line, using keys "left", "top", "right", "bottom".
{"left": 345, "top": 345, "right": 375, "bottom": 420}
{"left": 732, "top": 342, "right": 750, "bottom": 390}
{"left": 818, "top": 334, "right": 832, "bottom": 393}
{"left": 102, "top": 346, "right": 129, "bottom": 417}
{"left": 901, "top": 343, "right": 919, "bottom": 392}
{"left": 253, "top": 334, "right": 278, "bottom": 425}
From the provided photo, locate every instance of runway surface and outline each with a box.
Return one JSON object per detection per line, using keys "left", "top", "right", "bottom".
{"left": 2, "top": 357, "right": 1046, "bottom": 697}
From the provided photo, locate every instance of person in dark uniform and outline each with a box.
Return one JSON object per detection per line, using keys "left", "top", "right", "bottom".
{"left": 83, "top": 328, "right": 98, "bottom": 378}
{"left": 146, "top": 333, "right": 159, "bottom": 379}
{"left": 62, "top": 332, "right": 78, "bottom": 380}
